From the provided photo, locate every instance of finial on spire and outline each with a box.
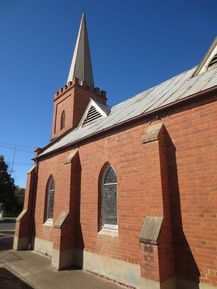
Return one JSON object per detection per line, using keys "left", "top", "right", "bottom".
{"left": 67, "top": 13, "right": 94, "bottom": 86}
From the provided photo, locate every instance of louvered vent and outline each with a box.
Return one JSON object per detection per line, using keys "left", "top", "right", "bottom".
{"left": 83, "top": 106, "right": 102, "bottom": 125}
{"left": 208, "top": 54, "right": 217, "bottom": 70}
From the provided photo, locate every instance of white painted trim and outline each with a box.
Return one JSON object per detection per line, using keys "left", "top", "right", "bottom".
{"left": 16, "top": 209, "right": 27, "bottom": 222}
{"left": 78, "top": 98, "right": 107, "bottom": 128}
{"left": 101, "top": 224, "right": 118, "bottom": 230}
{"left": 99, "top": 227, "right": 118, "bottom": 237}
{"left": 27, "top": 164, "right": 36, "bottom": 174}
{"left": 43, "top": 218, "right": 53, "bottom": 226}
{"left": 193, "top": 36, "right": 217, "bottom": 76}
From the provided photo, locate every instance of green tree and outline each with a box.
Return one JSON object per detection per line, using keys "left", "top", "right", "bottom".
{"left": 15, "top": 186, "right": 25, "bottom": 212}
{"left": 0, "top": 155, "right": 16, "bottom": 212}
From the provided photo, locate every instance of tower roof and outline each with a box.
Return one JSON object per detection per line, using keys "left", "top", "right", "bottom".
{"left": 67, "top": 13, "right": 94, "bottom": 86}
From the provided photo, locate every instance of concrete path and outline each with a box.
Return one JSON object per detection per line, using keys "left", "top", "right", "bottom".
{"left": 0, "top": 250, "right": 124, "bottom": 289}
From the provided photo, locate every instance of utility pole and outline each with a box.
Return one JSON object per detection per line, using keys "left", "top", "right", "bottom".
{"left": 11, "top": 146, "right": 16, "bottom": 175}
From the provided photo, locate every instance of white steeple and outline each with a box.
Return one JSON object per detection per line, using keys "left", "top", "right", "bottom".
{"left": 67, "top": 13, "right": 94, "bottom": 86}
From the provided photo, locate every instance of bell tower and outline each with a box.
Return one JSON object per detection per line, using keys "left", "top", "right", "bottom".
{"left": 51, "top": 13, "right": 106, "bottom": 140}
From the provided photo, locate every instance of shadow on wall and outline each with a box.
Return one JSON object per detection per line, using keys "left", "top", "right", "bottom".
{"left": 71, "top": 153, "right": 84, "bottom": 268}
{"left": 165, "top": 131, "right": 200, "bottom": 289}
{"left": 29, "top": 166, "right": 38, "bottom": 250}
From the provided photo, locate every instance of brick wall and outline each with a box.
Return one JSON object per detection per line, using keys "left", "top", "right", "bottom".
{"left": 51, "top": 81, "right": 106, "bottom": 140}
{"left": 14, "top": 166, "right": 37, "bottom": 249}
{"left": 34, "top": 91, "right": 217, "bottom": 286}
{"left": 52, "top": 92, "right": 74, "bottom": 138}
{"left": 165, "top": 95, "right": 217, "bottom": 286}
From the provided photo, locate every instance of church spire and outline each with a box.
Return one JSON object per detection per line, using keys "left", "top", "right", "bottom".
{"left": 67, "top": 13, "right": 94, "bottom": 86}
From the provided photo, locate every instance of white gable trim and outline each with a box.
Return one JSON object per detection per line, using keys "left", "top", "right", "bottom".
{"left": 78, "top": 99, "right": 108, "bottom": 128}
{"left": 193, "top": 36, "right": 217, "bottom": 76}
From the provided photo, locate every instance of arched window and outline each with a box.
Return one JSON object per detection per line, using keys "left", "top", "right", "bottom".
{"left": 100, "top": 165, "right": 118, "bottom": 230}
{"left": 45, "top": 177, "right": 55, "bottom": 222}
{"left": 60, "top": 110, "right": 65, "bottom": 130}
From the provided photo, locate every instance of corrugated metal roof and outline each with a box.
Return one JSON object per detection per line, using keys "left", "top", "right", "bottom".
{"left": 40, "top": 66, "right": 217, "bottom": 157}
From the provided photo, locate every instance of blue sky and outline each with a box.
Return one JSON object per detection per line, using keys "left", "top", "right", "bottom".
{"left": 0, "top": 0, "right": 216, "bottom": 187}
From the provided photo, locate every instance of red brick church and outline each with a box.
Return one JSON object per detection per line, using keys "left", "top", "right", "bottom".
{"left": 14, "top": 14, "right": 217, "bottom": 289}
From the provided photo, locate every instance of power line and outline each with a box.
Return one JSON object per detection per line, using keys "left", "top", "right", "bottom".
{"left": 0, "top": 143, "right": 34, "bottom": 177}
{"left": 0, "top": 144, "right": 33, "bottom": 154}
{"left": 11, "top": 147, "right": 16, "bottom": 174}
{"left": 9, "top": 161, "right": 33, "bottom": 166}
{"left": 0, "top": 142, "right": 35, "bottom": 149}
{"left": 0, "top": 144, "right": 15, "bottom": 150}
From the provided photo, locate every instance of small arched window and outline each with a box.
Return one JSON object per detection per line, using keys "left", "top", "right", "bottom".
{"left": 45, "top": 177, "right": 55, "bottom": 222}
{"left": 100, "top": 165, "right": 118, "bottom": 231}
{"left": 60, "top": 110, "right": 65, "bottom": 130}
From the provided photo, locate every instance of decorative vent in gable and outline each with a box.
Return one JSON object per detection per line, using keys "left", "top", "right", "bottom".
{"left": 83, "top": 106, "right": 102, "bottom": 125}
{"left": 78, "top": 98, "right": 111, "bottom": 128}
{"left": 208, "top": 53, "right": 217, "bottom": 70}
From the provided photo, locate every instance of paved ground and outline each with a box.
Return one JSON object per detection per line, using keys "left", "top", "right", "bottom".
{"left": 0, "top": 250, "right": 124, "bottom": 289}
{"left": 0, "top": 218, "right": 15, "bottom": 252}
{"left": 0, "top": 218, "right": 123, "bottom": 289}
{"left": 0, "top": 218, "right": 16, "bottom": 232}
{"left": 0, "top": 231, "right": 14, "bottom": 251}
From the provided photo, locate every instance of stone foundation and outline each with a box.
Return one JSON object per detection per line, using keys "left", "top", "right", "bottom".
{"left": 34, "top": 238, "right": 53, "bottom": 256}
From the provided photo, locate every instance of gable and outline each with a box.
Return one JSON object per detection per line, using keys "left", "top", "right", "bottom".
{"left": 193, "top": 36, "right": 217, "bottom": 76}
{"left": 78, "top": 99, "right": 111, "bottom": 127}
{"left": 208, "top": 53, "right": 217, "bottom": 70}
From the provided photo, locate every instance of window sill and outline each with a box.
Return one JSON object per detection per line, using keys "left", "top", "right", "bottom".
{"left": 43, "top": 219, "right": 53, "bottom": 227}
{"left": 98, "top": 226, "right": 118, "bottom": 237}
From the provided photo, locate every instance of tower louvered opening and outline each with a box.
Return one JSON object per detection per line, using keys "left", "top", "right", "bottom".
{"left": 208, "top": 54, "right": 217, "bottom": 70}
{"left": 83, "top": 106, "right": 102, "bottom": 125}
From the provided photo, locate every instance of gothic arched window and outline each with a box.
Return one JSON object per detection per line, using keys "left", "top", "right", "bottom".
{"left": 45, "top": 176, "right": 55, "bottom": 222}
{"left": 100, "top": 165, "right": 118, "bottom": 230}
{"left": 60, "top": 110, "right": 65, "bottom": 130}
